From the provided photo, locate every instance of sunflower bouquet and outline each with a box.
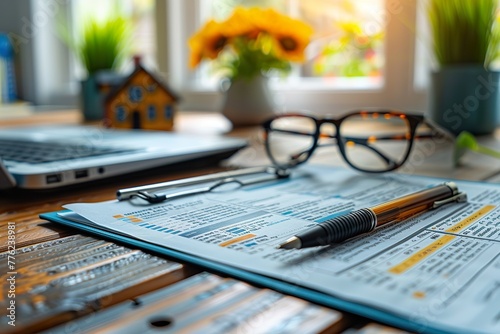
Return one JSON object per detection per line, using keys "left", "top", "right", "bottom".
{"left": 188, "top": 7, "right": 313, "bottom": 80}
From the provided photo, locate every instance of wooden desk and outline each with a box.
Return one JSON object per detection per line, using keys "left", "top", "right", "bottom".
{"left": 1, "top": 110, "right": 498, "bottom": 333}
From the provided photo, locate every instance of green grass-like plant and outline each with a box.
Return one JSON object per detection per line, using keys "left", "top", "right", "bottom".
{"left": 79, "top": 16, "right": 130, "bottom": 74}
{"left": 61, "top": 15, "right": 131, "bottom": 75}
{"left": 428, "top": 0, "right": 500, "bottom": 67}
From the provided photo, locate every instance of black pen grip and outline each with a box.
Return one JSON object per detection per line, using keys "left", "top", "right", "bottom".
{"left": 298, "top": 208, "right": 377, "bottom": 247}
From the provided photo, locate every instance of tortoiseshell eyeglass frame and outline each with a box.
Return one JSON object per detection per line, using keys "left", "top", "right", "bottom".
{"left": 262, "top": 110, "right": 444, "bottom": 173}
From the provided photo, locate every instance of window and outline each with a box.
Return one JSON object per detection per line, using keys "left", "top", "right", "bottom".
{"left": 164, "top": 105, "right": 174, "bottom": 119}
{"left": 128, "top": 86, "right": 144, "bottom": 102}
{"left": 9, "top": 0, "right": 424, "bottom": 112}
{"left": 158, "top": 0, "right": 426, "bottom": 115}
{"left": 116, "top": 105, "right": 127, "bottom": 121}
{"left": 147, "top": 104, "right": 156, "bottom": 120}
{"left": 6, "top": 0, "right": 156, "bottom": 106}
{"left": 203, "top": 0, "right": 385, "bottom": 87}
{"left": 71, "top": 0, "right": 157, "bottom": 78}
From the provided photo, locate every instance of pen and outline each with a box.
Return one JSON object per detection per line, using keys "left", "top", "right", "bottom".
{"left": 277, "top": 182, "right": 467, "bottom": 249}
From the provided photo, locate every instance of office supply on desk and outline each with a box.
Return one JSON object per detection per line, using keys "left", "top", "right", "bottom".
{"left": 0, "top": 125, "right": 246, "bottom": 190}
{"left": 278, "top": 182, "right": 467, "bottom": 249}
{"left": 41, "top": 165, "right": 500, "bottom": 333}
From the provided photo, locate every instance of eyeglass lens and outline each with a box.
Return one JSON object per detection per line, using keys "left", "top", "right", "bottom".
{"left": 266, "top": 113, "right": 413, "bottom": 172}
{"left": 340, "top": 113, "right": 411, "bottom": 172}
{"left": 266, "top": 116, "right": 317, "bottom": 167}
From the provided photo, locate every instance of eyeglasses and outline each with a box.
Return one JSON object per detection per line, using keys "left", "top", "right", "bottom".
{"left": 262, "top": 110, "right": 441, "bottom": 173}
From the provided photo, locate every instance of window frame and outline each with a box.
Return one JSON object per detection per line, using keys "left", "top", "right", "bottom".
{"left": 3, "top": 1, "right": 78, "bottom": 106}
{"left": 157, "top": 0, "right": 427, "bottom": 115}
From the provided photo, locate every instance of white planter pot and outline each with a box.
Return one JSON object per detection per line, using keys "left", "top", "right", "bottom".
{"left": 221, "top": 75, "right": 276, "bottom": 127}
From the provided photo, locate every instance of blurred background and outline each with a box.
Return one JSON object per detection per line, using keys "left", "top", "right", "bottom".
{"left": 0, "top": 0, "right": 437, "bottom": 116}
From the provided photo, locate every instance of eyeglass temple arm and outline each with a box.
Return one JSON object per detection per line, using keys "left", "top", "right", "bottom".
{"left": 422, "top": 119, "right": 455, "bottom": 140}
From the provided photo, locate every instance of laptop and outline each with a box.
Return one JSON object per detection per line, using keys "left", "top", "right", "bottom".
{"left": 0, "top": 125, "right": 247, "bottom": 190}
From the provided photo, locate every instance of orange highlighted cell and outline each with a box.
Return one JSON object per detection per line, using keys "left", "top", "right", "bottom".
{"left": 389, "top": 205, "right": 496, "bottom": 275}
{"left": 413, "top": 291, "right": 426, "bottom": 299}
{"left": 446, "top": 205, "right": 495, "bottom": 234}
{"left": 389, "top": 235, "right": 455, "bottom": 275}
{"left": 219, "top": 234, "right": 256, "bottom": 247}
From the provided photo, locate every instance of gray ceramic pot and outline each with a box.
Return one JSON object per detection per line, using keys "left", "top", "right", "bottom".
{"left": 428, "top": 66, "right": 499, "bottom": 135}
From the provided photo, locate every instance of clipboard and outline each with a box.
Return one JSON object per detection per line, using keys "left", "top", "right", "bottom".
{"left": 40, "top": 210, "right": 448, "bottom": 334}
{"left": 39, "top": 165, "right": 500, "bottom": 334}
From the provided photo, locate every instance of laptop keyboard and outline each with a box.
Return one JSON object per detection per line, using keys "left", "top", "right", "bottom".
{"left": 0, "top": 139, "right": 138, "bottom": 164}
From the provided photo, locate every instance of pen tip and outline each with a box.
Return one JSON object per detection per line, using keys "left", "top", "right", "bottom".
{"left": 277, "top": 237, "right": 302, "bottom": 249}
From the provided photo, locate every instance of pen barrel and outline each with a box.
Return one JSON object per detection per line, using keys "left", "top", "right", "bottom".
{"left": 371, "top": 183, "right": 455, "bottom": 226}
{"left": 299, "top": 208, "right": 377, "bottom": 247}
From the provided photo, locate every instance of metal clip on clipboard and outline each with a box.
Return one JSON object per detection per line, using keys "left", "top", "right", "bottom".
{"left": 117, "top": 166, "right": 291, "bottom": 204}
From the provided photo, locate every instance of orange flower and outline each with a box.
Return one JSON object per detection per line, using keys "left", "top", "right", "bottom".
{"left": 188, "top": 31, "right": 204, "bottom": 68}
{"left": 187, "top": 6, "right": 314, "bottom": 78}
{"left": 223, "top": 7, "right": 260, "bottom": 39}
{"left": 253, "top": 9, "right": 313, "bottom": 62}
{"left": 188, "top": 20, "right": 228, "bottom": 68}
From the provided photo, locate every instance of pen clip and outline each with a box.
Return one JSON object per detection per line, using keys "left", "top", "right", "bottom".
{"left": 432, "top": 191, "right": 468, "bottom": 209}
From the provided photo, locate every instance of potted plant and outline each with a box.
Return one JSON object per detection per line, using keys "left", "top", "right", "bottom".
{"left": 427, "top": 0, "right": 500, "bottom": 135}
{"left": 188, "top": 7, "right": 313, "bottom": 126}
{"left": 62, "top": 15, "right": 131, "bottom": 120}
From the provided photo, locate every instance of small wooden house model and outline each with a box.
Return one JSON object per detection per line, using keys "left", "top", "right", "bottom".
{"left": 104, "top": 59, "right": 179, "bottom": 131}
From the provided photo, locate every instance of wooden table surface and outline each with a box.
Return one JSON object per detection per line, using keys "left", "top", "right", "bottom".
{"left": 1, "top": 110, "right": 498, "bottom": 333}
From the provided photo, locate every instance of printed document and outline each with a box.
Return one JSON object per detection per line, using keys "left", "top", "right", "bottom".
{"left": 62, "top": 165, "right": 500, "bottom": 333}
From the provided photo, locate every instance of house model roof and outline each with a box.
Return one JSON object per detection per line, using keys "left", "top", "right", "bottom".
{"left": 105, "top": 61, "right": 180, "bottom": 105}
